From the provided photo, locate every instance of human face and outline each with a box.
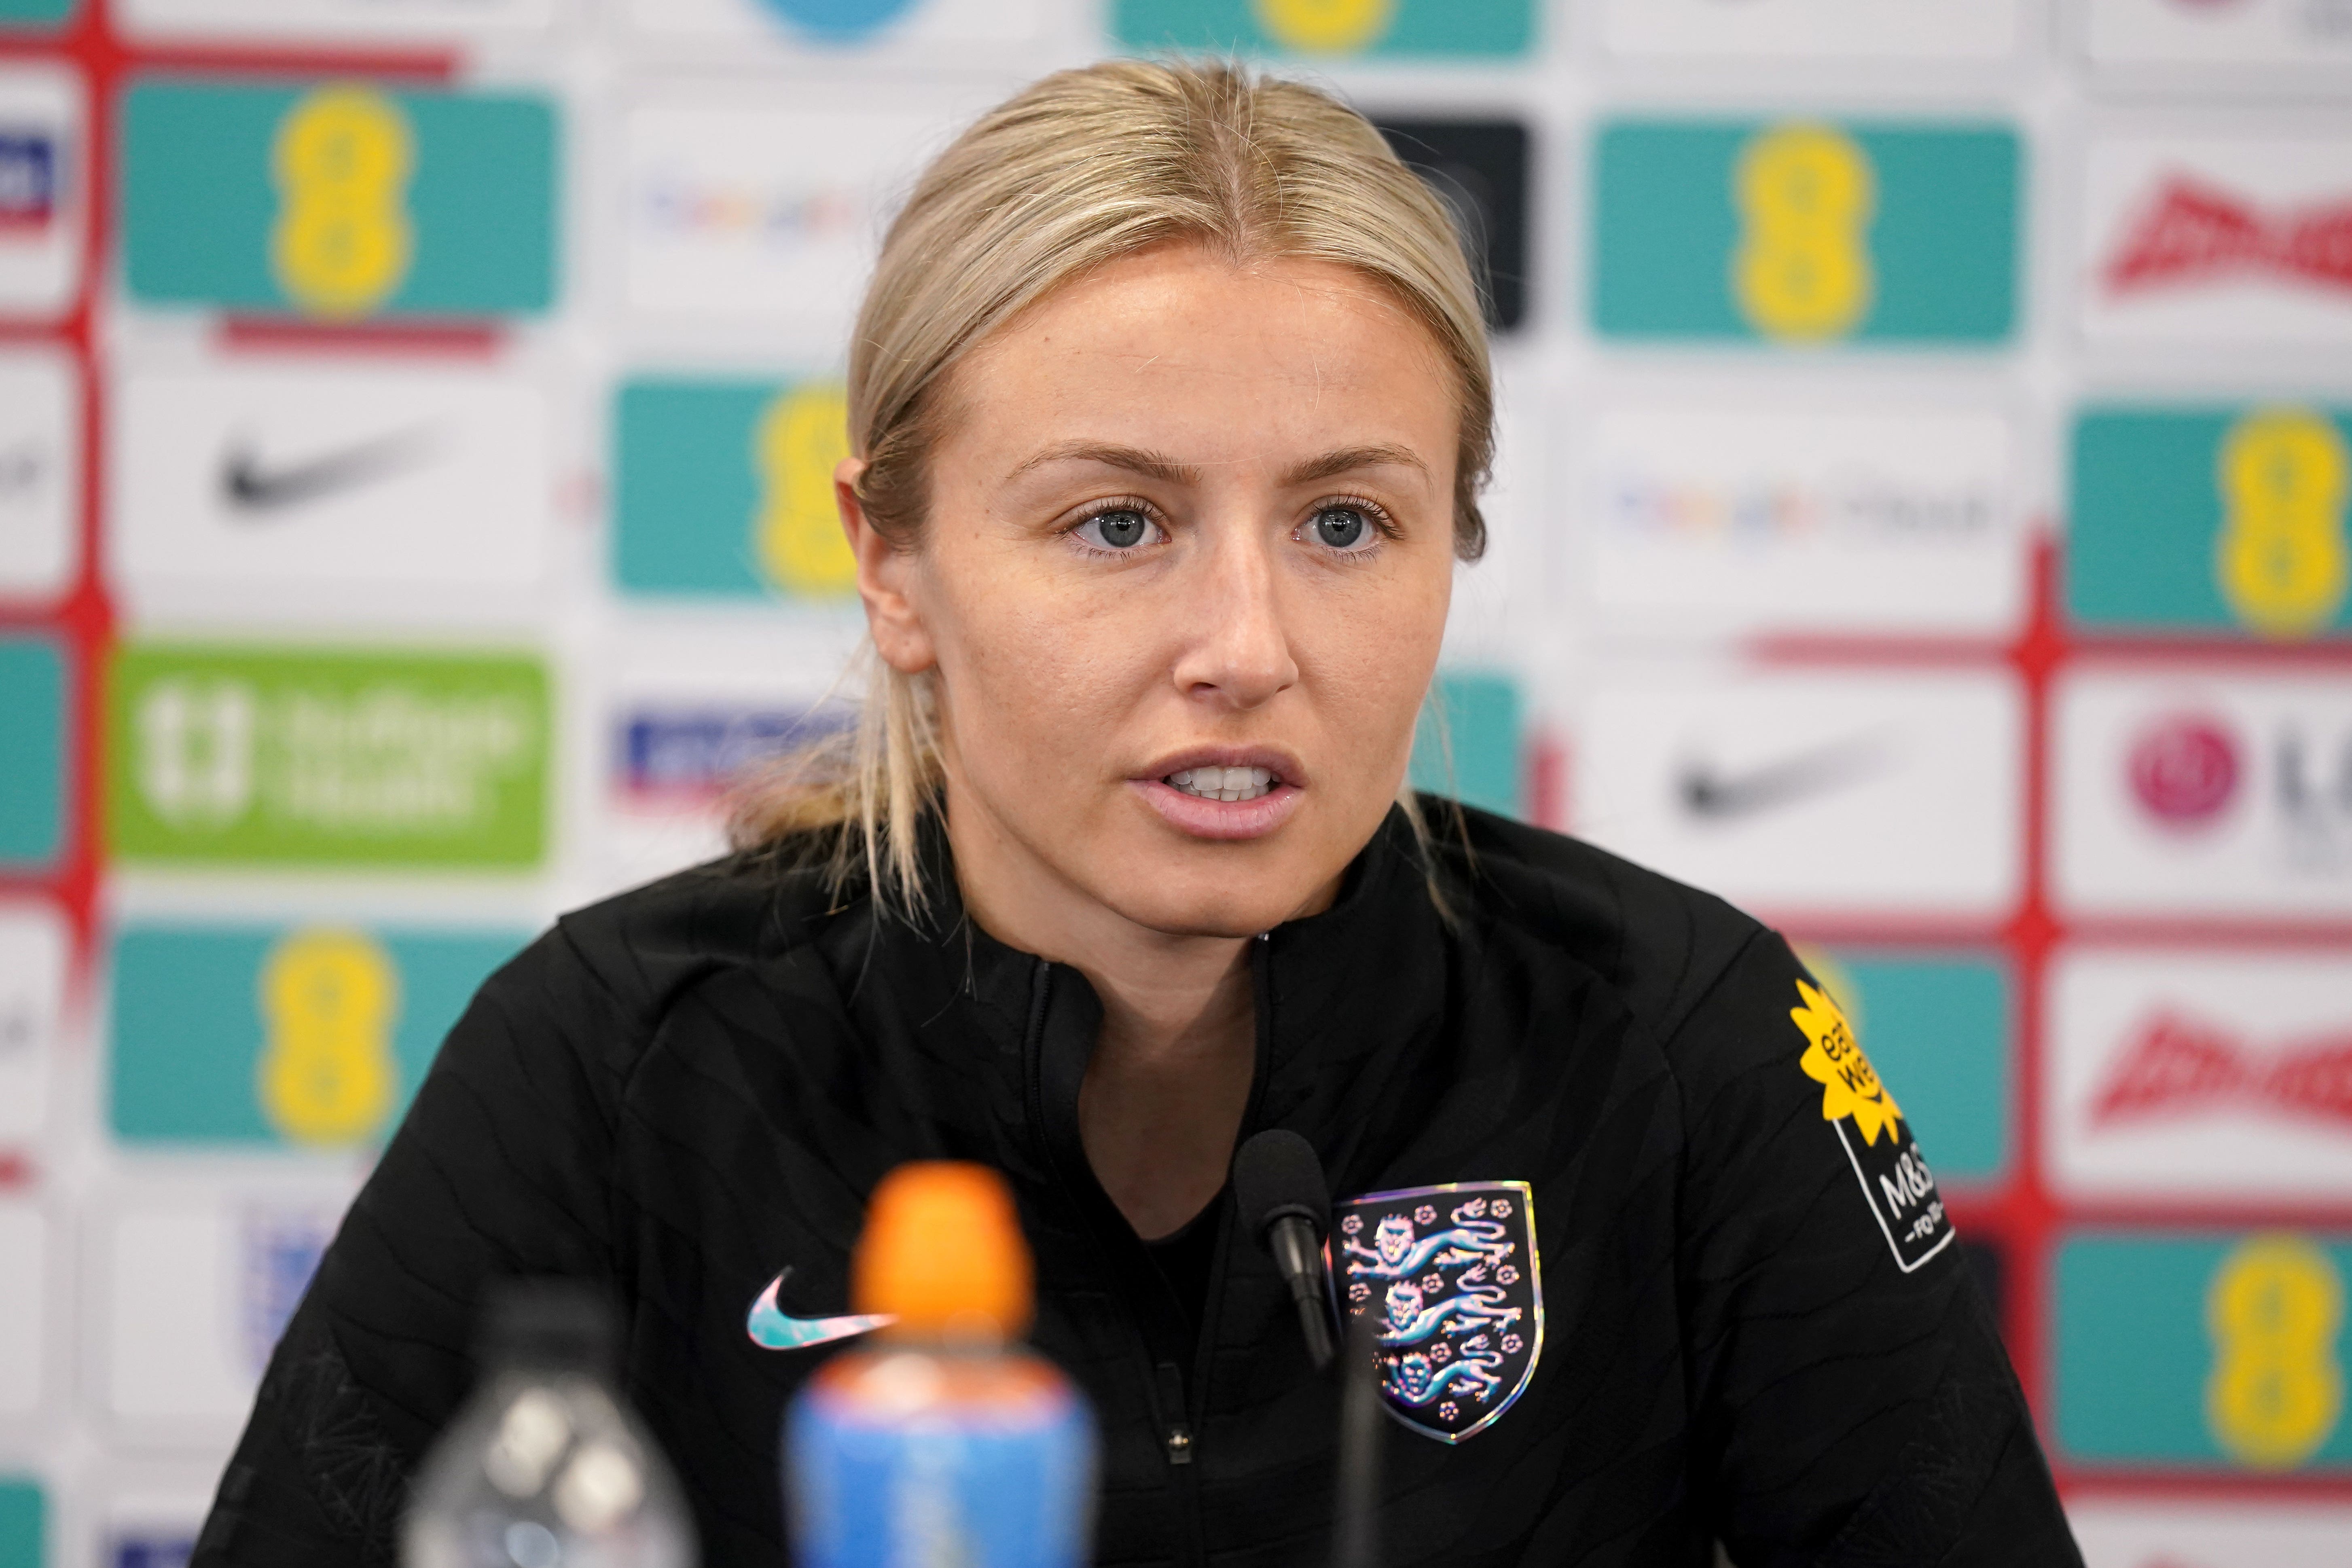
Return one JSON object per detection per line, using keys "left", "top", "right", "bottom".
{"left": 845, "top": 244, "right": 1458, "bottom": 944}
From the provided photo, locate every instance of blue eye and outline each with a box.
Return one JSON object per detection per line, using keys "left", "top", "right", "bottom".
{"left": 1311, "top": 506, "right": 1376, "bottom": 550}
{"left": 1077, "top": 508, "right": 1157, "bottom": 550}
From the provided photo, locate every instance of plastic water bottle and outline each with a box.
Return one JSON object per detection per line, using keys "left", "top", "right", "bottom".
{"left": 403, "top": 1282, "right": 696, "bottom": 1568}
{"left": 785, "top": 1162, "right": 1096, "bottom": 1568}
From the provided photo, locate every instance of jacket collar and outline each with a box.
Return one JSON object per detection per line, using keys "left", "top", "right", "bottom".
{"left": 856, "top": 806, "right": 1459, "bottom": 1186}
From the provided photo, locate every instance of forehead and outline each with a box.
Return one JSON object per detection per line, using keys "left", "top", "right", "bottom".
{"left": 942, "top": 243, "right": 1457, "bottom": 473}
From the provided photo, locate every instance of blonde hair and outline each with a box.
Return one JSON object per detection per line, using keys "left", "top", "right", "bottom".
{"left": 730, "top": 59, "right": 1495, "bottom": 914}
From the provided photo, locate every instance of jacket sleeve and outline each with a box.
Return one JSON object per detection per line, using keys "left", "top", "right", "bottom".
{"left": 191, "top": 924, "right": 628, "bottom": 1568}
{"left": 1664, "top": 930, "right": 2081, "bottom": 1568}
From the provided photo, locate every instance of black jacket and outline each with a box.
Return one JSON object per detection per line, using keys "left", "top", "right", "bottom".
{"left": 192, "top": 804, "right": 2080, "bottom": 1568}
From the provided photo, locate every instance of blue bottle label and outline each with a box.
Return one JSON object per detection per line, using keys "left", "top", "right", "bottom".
{"left": 788, "top": 1356, "right": 1094, "bottom": 1568}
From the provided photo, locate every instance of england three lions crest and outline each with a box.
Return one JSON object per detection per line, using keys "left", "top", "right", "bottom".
{"left": 1330, "top": 1180, "right": 1542, "bottom": 1444}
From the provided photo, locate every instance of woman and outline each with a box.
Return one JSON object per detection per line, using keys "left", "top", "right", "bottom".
{"left": 195, "top": 61, "right": 2079, "bottom": 1568}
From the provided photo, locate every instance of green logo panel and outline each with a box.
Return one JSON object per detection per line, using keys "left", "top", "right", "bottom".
{"left": 1591, "top": 119, "right": 2018, "bottom": 346}
{"left": 121, "top": 80, "right": 556, "bottom": 320}
{"left": 0, "top": 1479, "right": 44, "bottom": 1568}
{"left": 1410, "top": 671, "right": 1523, "bottom": 820}
{"left": 109, "top": 920, "right": 526, "bottom": 1150}
{"left": 612, "top": 376, "right": 858, "bottom": 602}
{"left": 2058, "top": 1233, "right": 2352, "bottom": 1471}
{"left": 106, "top": 644, "right": 551, "bottom": 870}
{"left": 2071, "top": 406, "right": 2352, "bottom": 641}
{"left": 0, "top": 634, "right": 63, "bottom": 872}
{"left": 1804, "top": 951, "right": 2011, "bottom": 1184}
{"left": 1113, "top": 0, "right": 1533, "bottom": 58}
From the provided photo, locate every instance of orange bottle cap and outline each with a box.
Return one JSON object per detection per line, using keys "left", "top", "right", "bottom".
{"left": 852, "top": 1161, "right": 1034, "bottom": 1340}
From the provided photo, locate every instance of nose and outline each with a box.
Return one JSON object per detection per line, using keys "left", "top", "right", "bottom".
{"left": 1170, "top": 522, "right": 1298, "bottom": 711}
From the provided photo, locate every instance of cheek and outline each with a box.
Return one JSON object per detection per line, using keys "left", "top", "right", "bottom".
{"left": 1311, "top": 569, "right": 1452, "bottom": 751}
{"left": 926, "top": 552, "right": 1164, "bottom": 772}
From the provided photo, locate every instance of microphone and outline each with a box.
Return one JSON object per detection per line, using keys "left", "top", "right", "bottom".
{"left": 1232, "top": 1129, "right": 1336, "bottom": 1370}
{"left": 1333, "top": 1311, "right": 1384, "bottom": 1568}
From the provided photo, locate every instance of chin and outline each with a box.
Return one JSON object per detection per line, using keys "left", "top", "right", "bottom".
{"left": 1116, "top": 891, "right": 1300, "bottom": 940}
{"left": 1096, "top": 839, "right": 1337, "bottom": 939}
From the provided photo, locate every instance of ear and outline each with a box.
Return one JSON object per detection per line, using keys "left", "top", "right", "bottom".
{"left": 837, "top": 457, "right": 936, "bottom": 674}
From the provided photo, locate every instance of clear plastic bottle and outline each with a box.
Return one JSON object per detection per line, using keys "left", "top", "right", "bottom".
{"left": 785, "top": 1162, "right": 1096, "bottom": 1568}
{"left": 403, "top": 1282, "right": 696, "bottom": 1568}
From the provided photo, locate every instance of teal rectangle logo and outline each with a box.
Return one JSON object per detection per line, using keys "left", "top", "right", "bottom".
{"left": 0, "top": 0, "right": 72, "bottom": 26}
{"left": 2057, "top": 1233, "right": 2352, "bottom": 1471}
{"left": 2070, "top": 405, "right": 2352, "bottom": 641}
{"left": 612, "top": 376, "right": 858, "bottom": 601}
{"left": 0, "top": 1479, "right": 43, "bottom": 1568}
{"left": 1591, "top": 119, "right": 2019, "bottom": 346}
{"left": 1801, "top": 950, "right": 2011, "bottom": 1185}
{"left": 109, "top": 921, "right": 526, "bottom": 1150}
{"left": 1114, "top": 0, "right": 1533, "bottom": 57}
{"left": 0, "top": 634, "right": 63, "bottom": 872}
{"left": 1410, "top": 671, "right": 1523, "bottom": 820}
{"left": 121, "top": 80, "right": 556, "bottom": 321}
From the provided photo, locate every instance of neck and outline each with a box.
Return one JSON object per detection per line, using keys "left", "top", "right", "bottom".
{"left": 944, "top": 781, "right": 1255, "bottom": 1055}
{"left": 942, "top": 782, "right": 1266, "bottom": 1240}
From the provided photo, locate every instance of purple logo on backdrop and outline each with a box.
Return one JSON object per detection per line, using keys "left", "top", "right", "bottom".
{"left": 1330, "top": 1180, "right": 1543, "bottom": 1444}
{"left": 617, "top": 706, "right": 846, "bottom": 804}
{"left": 113, "top": 1536, "right": 196, "bottom": 1568}
{"left": 0, "top": 132, "right": 55, "bottom": 229}
{"left": 241, "top": 1209, "right": 332, "bottom": 1374}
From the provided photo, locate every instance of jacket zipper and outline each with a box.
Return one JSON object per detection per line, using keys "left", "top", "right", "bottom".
{"left": 1020, "top": 958, "right": 1214, "bottom": 1568}
{"left": 1164, "top": 935, "right": 1279, "bottom": 1543}
{"left": 1156, "top": 1361, "right": 1194, "bottom": 1465}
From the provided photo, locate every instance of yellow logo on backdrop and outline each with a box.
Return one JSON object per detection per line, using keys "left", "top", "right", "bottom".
{"left": 1254, "top": 0, "right": 1397, "bottom": 53}
{"left": 2214, "top": 406, "right": 2350, "bottom": 640}
{"left": 257, "top": 927, "right": 400, "bottom": 1147}
{"left": 2206, "top": 1233, "right": 2345, "bottom": 1470}
{"left": 1732, "top": 122, "right": 1876, "bottom": 344}
{"left": 754, "top": 383, "right": 858, "bottom": 599}
{"left": 270, "top": 83, "right": 417, "bottom": 320}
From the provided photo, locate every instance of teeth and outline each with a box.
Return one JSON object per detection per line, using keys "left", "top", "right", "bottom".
{"left": 1166, "top": 765, "right": 1277, "bottom": 802}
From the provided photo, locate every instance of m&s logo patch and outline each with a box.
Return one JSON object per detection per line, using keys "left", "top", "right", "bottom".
{"left": 1793, "top": 976, "right": 1954, "bottom": 1272}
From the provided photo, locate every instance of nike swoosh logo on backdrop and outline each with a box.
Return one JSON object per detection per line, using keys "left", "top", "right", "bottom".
{"left": 220, "top": 424, "right": 438, "bottom": 514}
{"left": 745, "top": 1269, "right": 893, "bottom": 1351}
{"left": 1677, "top": 732, "right": 1893, "bottom": 821}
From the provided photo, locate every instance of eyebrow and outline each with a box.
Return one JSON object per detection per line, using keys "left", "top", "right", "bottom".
{"left": 1011, "top": 442, "right": 1200, "bottom": 485}
{"left": 1277, "top": 444, "right": 1430, "bottom": 488}
{"left": 1010, "top": 440, "right": 1431, "bottom": 488}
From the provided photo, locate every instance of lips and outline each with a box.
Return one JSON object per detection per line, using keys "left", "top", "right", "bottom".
{"left": 1133, "top": 748, "right": 1307, "bottom": 841}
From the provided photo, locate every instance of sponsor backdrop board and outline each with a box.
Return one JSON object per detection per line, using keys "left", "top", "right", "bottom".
{"left": 2057, "top": 1233, "right": 2352, "bottom": 1472}
{"left": 107, "top": 923, "right": 526, "bottom": 1151}
{"left": 0, "top": 0, "right": 2344, "bottom": 1557}
{"left": 110, "top": 365, "right": 553, "bottom": 615}
{"left": 1113, "top": 0, "right": 1535, "bottom": 58}
{"left": 2048, "top": 950, "right": 2352, "bottom": 1204}
{"left": 120, "top": 82, "right": 556, "bottom": 321}
{"left": 1590, "top": 121, "right": 2020, "bottom": 346}
{"left": 2071, "top": 405, "right": 2352, "bottom": 641}
{"left": 2054, "top": 669, "right": 2352, "bottom": 919}
{"left": 104, "top": 645, "right": 552, "bottom": 870}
